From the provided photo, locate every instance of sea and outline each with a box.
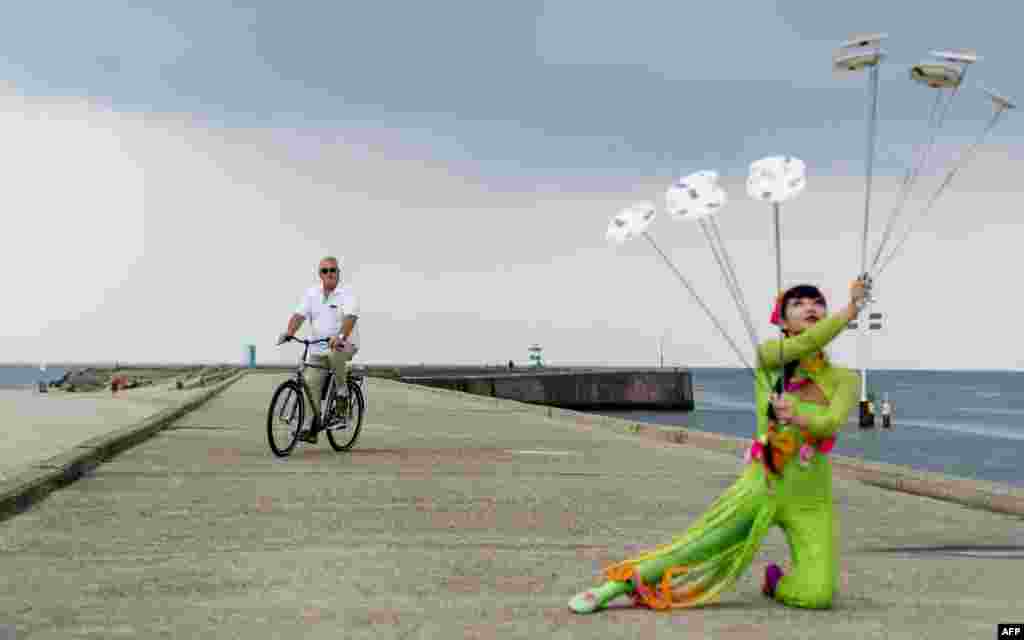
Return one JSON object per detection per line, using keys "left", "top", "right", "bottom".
{"left": 593, "top": 368, "right": 1024, "bottom": 489}
{"left": 3, "top": 365, "right": 1022, "bottom": 488}
{"left": 0, "top": 366, "right": 67, "bottom": 390}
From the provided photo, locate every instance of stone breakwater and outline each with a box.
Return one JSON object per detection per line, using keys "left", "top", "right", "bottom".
{"left": 43, "top": 366, "right": 240, "bottom": 393}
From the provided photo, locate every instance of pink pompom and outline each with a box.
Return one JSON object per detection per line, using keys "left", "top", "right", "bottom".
{"left": 818, "top": 437, "right": 836, "bottom": 454}
{"left": 745, "top": 440, "right": 764, "bottom": 464}
{"left": 798, "top": 443, "right": 814, "bottom": 466}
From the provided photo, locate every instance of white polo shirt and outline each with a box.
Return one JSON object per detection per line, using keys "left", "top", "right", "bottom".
{"left": 295, "top": 284, "right": 361, "bottom": 355}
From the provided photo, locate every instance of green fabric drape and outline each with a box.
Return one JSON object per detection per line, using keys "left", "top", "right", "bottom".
{"left": 602, "top": 312, "right": 859, "bottom": 610}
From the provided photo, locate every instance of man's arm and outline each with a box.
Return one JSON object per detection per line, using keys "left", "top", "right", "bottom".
{"left": 285, "top": 292, "right": 312, "bottom": 339}
{"left": 339, "top": 290, "right": 360, "bottom": 342}
{"left": 286, "top": 313, "right": 305, "bottom": 337}
{"left": 340, "top": 315, "right": 357, "bottom": 341}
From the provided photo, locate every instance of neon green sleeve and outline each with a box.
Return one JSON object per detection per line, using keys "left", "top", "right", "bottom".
{"left": 757, "top": 312, "right": 849, "bottom": 370}
{"left": 802, "top": 368, "right": 861, "bottom": 439}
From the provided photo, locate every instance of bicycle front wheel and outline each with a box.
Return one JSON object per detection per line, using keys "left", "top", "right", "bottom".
{"left": 326, "top": 381, "right": 365, "bottom": 451}
{"left": 267, "top": 380, "right": 304, "bottom": 457}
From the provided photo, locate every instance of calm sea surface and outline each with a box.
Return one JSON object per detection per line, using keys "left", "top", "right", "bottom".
{"left": 0, "top": 366, "right": 66, "bottom": 389}
{"left": 592, "top": 368, "right": 1024, "bottom": 488}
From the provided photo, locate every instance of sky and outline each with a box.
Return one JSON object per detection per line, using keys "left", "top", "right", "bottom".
{"left": 3, "top": 1, "right": 1024, "bottom": 370}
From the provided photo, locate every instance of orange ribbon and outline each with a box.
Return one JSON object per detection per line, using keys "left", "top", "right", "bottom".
{"left": 766, "top": 429, "right": 799, "bottom": 470}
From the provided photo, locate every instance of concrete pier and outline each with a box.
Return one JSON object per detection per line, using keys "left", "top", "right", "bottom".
{"left": 1, "top": 372, "right": 1022, "bottom": 639}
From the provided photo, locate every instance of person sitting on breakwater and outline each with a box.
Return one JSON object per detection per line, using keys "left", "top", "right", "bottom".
{"left": 569, "top": 278, "right": 865, "bottom": 613}
{"left": 278, "top": 255, "right": 360, "bottom": 444}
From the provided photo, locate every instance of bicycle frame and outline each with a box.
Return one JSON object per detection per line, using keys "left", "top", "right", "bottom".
{"left": 285, "top": 336, "right": 360, "bottom": 424}
{"left": 269, "top": 335, "right": 367, "bottom": 456}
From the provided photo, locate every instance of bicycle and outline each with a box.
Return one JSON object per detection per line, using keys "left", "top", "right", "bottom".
{"left": 267, "top": 335, "right": 366, "bottom": 457}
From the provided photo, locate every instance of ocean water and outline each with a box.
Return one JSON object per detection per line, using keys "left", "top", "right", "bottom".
{"left": 594, "top": 368, "right": 1024, "bottom": 488}
{"left": 0, "top": 366, "right": 66, "bottom": 389}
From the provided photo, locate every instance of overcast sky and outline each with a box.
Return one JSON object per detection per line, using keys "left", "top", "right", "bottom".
{"left": 3, "top": 1, "right": 1023, "bottom": 370}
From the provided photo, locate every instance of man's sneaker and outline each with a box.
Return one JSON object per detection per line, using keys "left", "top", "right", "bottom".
{"left": 299, "top": 417, "right": 321, "bottom": 443}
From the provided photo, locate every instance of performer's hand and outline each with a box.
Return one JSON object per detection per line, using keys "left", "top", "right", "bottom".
{"left": 849, "top": 276, "right": 869, "bottom": 308}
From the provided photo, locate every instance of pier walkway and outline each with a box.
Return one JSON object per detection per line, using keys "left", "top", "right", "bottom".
{"left": 1, "top": 372, "right": 1021, "bottom": 639}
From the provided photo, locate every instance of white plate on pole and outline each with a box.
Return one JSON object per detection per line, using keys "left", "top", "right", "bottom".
{"left": 839, "top": 33, "right": 888, "bottom": 49}
{"left": 929, "top": 48, "right": 980, "bottom": 64}
{"left": 833, "top": 47, "right": 886, "bottom": 72}
{"left": 982, "top": 86, "right": 1017, "bottom": 110}
{"left": 909, "top": 62, "right": 962, "bottom": 88}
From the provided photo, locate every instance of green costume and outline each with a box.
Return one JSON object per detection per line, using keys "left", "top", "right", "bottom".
{"left": 570, "top": 311, "right": 859, "bottom": 612}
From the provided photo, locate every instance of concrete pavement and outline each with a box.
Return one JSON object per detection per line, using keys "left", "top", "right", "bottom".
{"left": 1, "top": 382, "right": 222, "bottom": 481}
{"left": 1, "top": 372, "right": 1022, "bottom": 639}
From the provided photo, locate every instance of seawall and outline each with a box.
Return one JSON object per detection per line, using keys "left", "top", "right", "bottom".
{"left": 251, "top": 364, "right": 695, "bottom": 411}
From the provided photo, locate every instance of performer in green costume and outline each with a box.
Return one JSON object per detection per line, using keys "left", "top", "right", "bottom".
{"left": 569, "top": 278, "right": 866, "bottom": 613}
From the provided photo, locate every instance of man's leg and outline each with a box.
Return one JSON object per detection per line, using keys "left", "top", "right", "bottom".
{"left": 328, "top": 348, "right": 355, "bottom": 396}
{"left": 300, "top": 354, "right": 331, "bottom": 441}
{"left": 326, "top": 347, "right": 356, "bottom": 422}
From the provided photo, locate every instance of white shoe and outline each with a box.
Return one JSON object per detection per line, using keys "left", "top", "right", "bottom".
{"left": 568, "top": 590, "right": 605, "bottom": 614}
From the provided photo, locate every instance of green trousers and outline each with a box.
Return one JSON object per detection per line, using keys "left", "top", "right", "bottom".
{"left": 606, "top": 460, "right": 839, "bottom": 610}
{"left": 303, "top": 349, "right": 356, "bottom": 420}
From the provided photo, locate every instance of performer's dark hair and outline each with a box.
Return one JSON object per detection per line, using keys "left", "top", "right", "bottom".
{"left": 772, "top": 283, "right": 830, "bottom": 417}
{"left": 779, "top": 284, "right": 827, "bottom": 329}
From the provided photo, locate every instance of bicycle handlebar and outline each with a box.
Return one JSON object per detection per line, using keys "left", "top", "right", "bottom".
{"left": 279, "top": 335, "right": 331, "bottom": 346}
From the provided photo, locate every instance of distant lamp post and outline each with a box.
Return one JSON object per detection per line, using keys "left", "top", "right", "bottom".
{"left": 848, "top": 310, "right": 884, "bottom": 428}
{"left": 528, "top": 344, "right": 544, "bottom": 368}
{"left": 38, "top": 361, "right": 48, "bottom": 394}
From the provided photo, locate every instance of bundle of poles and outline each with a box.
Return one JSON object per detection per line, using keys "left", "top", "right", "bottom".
{"left": 835, "top": 34, "right": 1015, "bottom": 406}
{"left": 835, "top": 34, "right": 1016, "bottom": 283}
{"left": 607, "top": 32, "right": 1016, "bottom": 414}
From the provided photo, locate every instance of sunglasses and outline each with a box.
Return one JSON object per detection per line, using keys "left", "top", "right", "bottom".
{"left": 320, "top": 268, "right": 338, "bottom": 274}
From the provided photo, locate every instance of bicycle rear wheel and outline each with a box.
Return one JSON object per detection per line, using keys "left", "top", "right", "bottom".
{"left": 267, "top": 380, "right": 304, "bottom": 457}
{"left": 326, "top": 380, "right": 365, "bottom": 451}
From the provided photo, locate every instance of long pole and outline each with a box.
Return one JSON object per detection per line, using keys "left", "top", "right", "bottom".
{"left": 699, "top": 218, "right": 759, "bottom": 351}
{"left": 642, "top": 231, "right": 771, "bottom": 395}
{"left": 773, "top": 202, "right": 785, "bottom": 405}
{"left": 858, "top": 54, "right": 881, "bottom": 405}
{"left": 861, "top": 62, "right": 881, "bottom": 276}
{"left": 861, "top": 301, "right": 870, "bottom": 402}
{"left": 873, "top": 106, "right": 1008, "bottom": 279}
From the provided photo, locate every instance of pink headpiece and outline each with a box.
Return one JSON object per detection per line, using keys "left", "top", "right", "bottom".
{"left": 769, "top": 291, "right": 785, "bottom": 326}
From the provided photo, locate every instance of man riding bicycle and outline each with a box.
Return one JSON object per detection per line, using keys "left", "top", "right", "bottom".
{"left": 278, "top": 255, "right": 360, "bottom": 443}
